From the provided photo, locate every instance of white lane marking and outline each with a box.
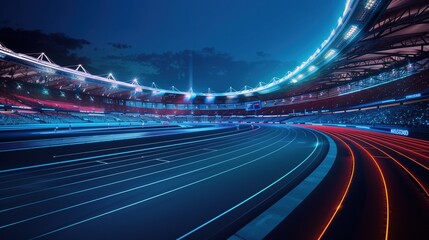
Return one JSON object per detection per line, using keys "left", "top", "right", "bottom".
{"left": 54, "top": 127, "right": 256, "bottom": 158}
{"left": 0, "top": 127, "right": 259, "bottom": 174}
{"left": 0, "top": 128, "right": 289, "bottom": 231}
{"left": 0, "top": 129, "right": 271, "bottom": 196}
{"left": 0, "top": 126, "right": 234, "bottom": 153}
{"left": 178, "top": 129, "right": 319, "bottom": 239}
{"left": 95, "top": 161, "right": 108, "bottom": 165}
{"left": 230, "top": 129, "right": 334, "bottom": 240}
{"left": 0, "top": 127, "right": 263, "bottom": 181}
{"left": 155, "top": 158, "right": 170, "bottom": 163}
{"left": 0, "top": 128, "right": 283, "bottom": 212}
{"left": 30, "top": 128, "right": 294, "bottom": 239}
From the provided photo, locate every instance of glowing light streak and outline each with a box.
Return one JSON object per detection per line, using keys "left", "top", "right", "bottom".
{"left": 334, "top": 131, "right": 390, "bottom": 240}
{"left": 316, "top": 132, "right": 355, "bottom": 240}
{"left": 351, "top": 133, "right": 429, "bottom": 171}
{"left": 348, "top": 134, "right": 429, "bottom": 197}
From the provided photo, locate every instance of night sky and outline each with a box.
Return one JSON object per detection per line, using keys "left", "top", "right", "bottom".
{"left": 0, "top": 0, "right": 344, "bottom": 92}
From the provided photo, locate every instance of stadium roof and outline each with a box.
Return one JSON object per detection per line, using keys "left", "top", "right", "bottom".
{"left": 0, "top": 0, "right": 428, "bottom": 101}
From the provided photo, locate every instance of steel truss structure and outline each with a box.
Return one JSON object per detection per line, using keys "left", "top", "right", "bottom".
{"left": 0, "top": 0, "right": 428, "bottom": 102}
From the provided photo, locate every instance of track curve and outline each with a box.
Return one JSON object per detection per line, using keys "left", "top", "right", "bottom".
{"left": 0, "top": 125, "right": 329, "bottom": 239}
{"left": 268, "top": 125, "right": 429, "bottom": 240}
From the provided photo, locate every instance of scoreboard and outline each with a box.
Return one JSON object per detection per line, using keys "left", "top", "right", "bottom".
{"left": 245, "top": 100, "right": 262, "bottom": 111}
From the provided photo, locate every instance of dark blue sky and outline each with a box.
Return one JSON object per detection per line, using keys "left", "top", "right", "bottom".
{"left": 1, "top": 0, "right": 345, "bottom": 92}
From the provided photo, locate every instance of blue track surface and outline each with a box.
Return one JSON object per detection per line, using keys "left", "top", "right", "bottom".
{"left": 0, "top": 124, "right": 329, "bottom": 239}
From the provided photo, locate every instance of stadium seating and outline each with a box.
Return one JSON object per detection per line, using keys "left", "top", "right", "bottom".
{"left": 284, "top": 101, "right": 429, "bottom": 128}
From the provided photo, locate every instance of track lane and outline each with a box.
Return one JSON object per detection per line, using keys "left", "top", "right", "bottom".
{"left": 297, "top": 125, "right": 429, "bottom": 240}
{"left": 0, "top": 125, "right": 253, "bottom": 173}
{"left": 0, "top": 127, "right": 279, "bottom": 212}
{"left": 0, "top": 125, "right": 329, "bottom": 239}
{"left": 0, "top": 126, "right": 268, "bottom": 193}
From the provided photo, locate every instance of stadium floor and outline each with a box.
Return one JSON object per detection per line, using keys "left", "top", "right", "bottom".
{"left": 0, "top": 124, "right": 329, "bottom": 239}
{"left": 268, "top": 125, "right": 429, "bottom": 240}
{"left": 0, "top": 124, "right": 427, "bottom": 239}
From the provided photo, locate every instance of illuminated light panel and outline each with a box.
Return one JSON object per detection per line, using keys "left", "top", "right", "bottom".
{"left": 291, "top": 79, "right": 298, "bottom": 83}
{"left": 344, "top": 25, "right": 358, "bottom": 40}
{"left": 297, "top": 74, "right": 304, "bottom": 80}
{"left": 365, "top": 0, "right": 376, "bottom": 10}
{"left": 76, "top": 76, "right": 85, "bottom": 81}
{"left": 205, "top": 94, "right": 215, "bottom": 103}
{"left": 308, "top": 65, "right": 317, "bottom": 72}
{"left": 184, "top": 92, "right": 196, "bottom": 101}
{"left": 324, "top": 49, "right": 336, "bottom": 59}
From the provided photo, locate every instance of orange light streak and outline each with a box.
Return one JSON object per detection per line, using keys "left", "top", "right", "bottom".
{"left": 347, "top": 134, "right": 429, "bottom": 197}
{"left": 315, "top": 132, "right": 355, "bottom": 240}
{"left": 334, "top": 131, "right": 390, "bottom": 240}
{"left": 352, "top": 133, "right": 429, "bottom": 171}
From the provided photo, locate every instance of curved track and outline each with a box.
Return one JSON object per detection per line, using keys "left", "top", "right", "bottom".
{"left": 0, "top": 125, "right": 328, "bottom": 239}
{"left": 267, "top": 125, "right": 429, "bottom": 240}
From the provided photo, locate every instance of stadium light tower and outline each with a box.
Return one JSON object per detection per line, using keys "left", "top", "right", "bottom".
{"left": 107, "top": 73, "right": 116, "bottom": 80}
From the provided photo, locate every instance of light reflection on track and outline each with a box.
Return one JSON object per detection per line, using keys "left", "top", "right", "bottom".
{"left": 304, "top": 125, "right": 429, "bottom": 240}
{"left": 0, "top": 125, "right": 329, "bottom": 239}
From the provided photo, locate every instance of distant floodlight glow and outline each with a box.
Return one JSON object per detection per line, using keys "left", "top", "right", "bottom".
{"left": 308, "top": 65, "right": 317, "bottom": 72}
{"left": 205, "top": 94, "right": 215, "bottom": 103}
{"left": 291, "top": 79, "right": 298, "bottom": 83}
{"left": 365, "top": 0, "right": 376, "bottom": 10}
{"left": 344, "top": 25, "right": 358, "bottom": 40}
{"left": 185, "top": 92, "right": 196, "bottom": 100}
{"left": 297, "top": 74, "right": 304, "bottom": 80}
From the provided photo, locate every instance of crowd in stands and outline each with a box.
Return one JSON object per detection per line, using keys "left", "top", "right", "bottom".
{"left": 1, "top": 68, "right": 429, "bottom": 128}
{"left": 0, "top": 112, "right": 39, "bottom": 125}
{"left": 0, "top": 100, "right": 428, "bottom": 128}
{"left": 1, "top": 68, "right": 429, "bottom": 116}
{"left": 285, "top": 101, "right": 429, "bottom": 128}
{"left": 0, "top": 111, "right": 162, "bottom": 125}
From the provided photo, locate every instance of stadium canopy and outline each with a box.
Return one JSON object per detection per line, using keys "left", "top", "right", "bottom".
{"left": 0, "top": 0, "right": 428, "bottom": 101}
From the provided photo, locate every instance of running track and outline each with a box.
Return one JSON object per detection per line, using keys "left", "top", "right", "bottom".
{"left": 0, "top": 124, "right": 329, "bottom": 239}
{"left": 0, "top": 124, "right": 427, "bottom": 239}
{"left": 266, "top": 125, "right": 429, "bottom": 239}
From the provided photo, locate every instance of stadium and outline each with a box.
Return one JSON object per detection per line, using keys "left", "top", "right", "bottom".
{"left": 0, "top": 0, "right": 428, "bottom": 239}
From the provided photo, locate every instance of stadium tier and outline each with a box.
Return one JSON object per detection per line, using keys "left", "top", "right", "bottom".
{"left": 1, "top": 0, "right": 429, "bottom": 239}
{"left": 1, "top": 66, "right": 428, "bottom": 128}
